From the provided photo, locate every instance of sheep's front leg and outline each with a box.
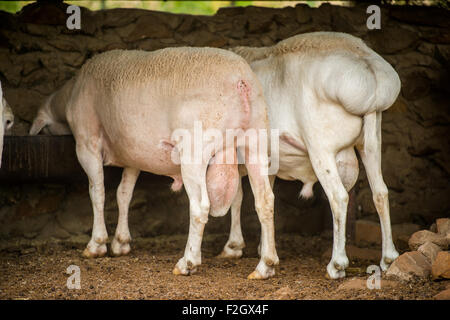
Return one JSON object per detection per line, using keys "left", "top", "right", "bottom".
{"left": 218, "top": 177, "right": 245, "bottom": 259}
{"left": 308, "top": 146, "right": 350, "bottom": 279}
{"left": 173, "top": 162, "right": 210, "bottom": 276}
{"left": 76, "top": 144, "right": 108, "bottom": 258}
{"left": 111, "top": 167, "right": 140, "bottom": 256}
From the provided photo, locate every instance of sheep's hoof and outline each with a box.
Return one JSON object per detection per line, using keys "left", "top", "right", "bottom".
{"left": 111, "top": 238, "right": 131, "bottom": 256}
{"left": 173, "top": 266, "right": 196, "bottom": 276}
{"left": 82, "top": 246, "right": 106, "bottom": 259}
{"left": 172, "top": 266, "right": 183, "bottom": 275}
{"left": 325, "top": 269, "right": 346, "bottom": 280}
{"left": 248, "top": 270, "right": 266, "bottom": 280}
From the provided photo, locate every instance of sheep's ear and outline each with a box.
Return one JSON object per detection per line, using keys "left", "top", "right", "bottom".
{"left": 29, "top": 118, "right": 47, "bottom": 136}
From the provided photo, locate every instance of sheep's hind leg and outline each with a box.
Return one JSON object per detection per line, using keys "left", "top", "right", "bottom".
{"left": 76, "top": 143, "right": 108, "bottom": 258}
{"left": 356, "top": 112, "right": 398, "bottom": 271}
{"left": 307, "top": 146, "right": 350, "bottom": 279}
{"left": 218, "top": 177, "right": 245, "bottom": 259}
{"left": 111, "top": 167, "right": 140, "bottom": 256}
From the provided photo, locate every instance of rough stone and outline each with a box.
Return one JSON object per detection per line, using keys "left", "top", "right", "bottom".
{"left": 47, "top": 37, "right": 81, "bottom": 52}
{"left": 56, "top": 194, "right": 92, "bottom": 235}
{"left": 246, "top": 8, "right": 274, "bottom": 33}
{"left": 35, "top": 194, "right": 63, "bottom": 215}
{"left": 183, "top": 29, "right": 227, "bottom": 47}
{"left": 18, "top": 1, "right": 68, "bottom": 26}
{"left": 355, "top": 220, "right": 381, "bottom": 245}
{"left": 310, "top": 3, "right": 332, "bottom": 26}
{"left": 418, "top": 241, "right": 442, "bottom": 263}
{"left": 355, "top": 220, "right": 420, "bottom": 247}
{"left": 366, "top": 26, "right": 418, "bottom": 54}
{"left": 3, "top": 87, "right": 44, "bottom": 122}
{"left": 396, "top": 235, "right": 411, "bottom": 251}
{"left": 125, "top": 14, "right": 173, "bottom": 42}
{"left": 175, "top": 15, "right": 199, "bottom": 34}
{"left": 395, "top": 51, "right": 440, "bottom": 70}
{"left": 409, "top": 230, "right": 449, "bottom": 251}
{"left": 99, "top": 8, "right": 149, "bottom": 28}
{"left": 0, "top": 53, "right": 22, "bottom": 86}
{"left": 436, "top": 218, "right": 450, "bottom": 236}
{"left": 412, "top": 96, "right": 450, "bottom": 130}
{"left": 433, "top": 289, "right": 450, "bottom": 300}
{"left": 430, "top": 223, "right": 437, "bottom": 233}
{"left": 420, "top": 28, "right": 450, "bottom": 44}
{"left": 436, "top": 45, "right": 450, "bottom": 66}
{"left": 37, "top": 220, "right": 71, "bottom": 240}
{"left": 215, "top": 6, "right": 246, "bottom": 17}
{"left": 417, "top": 42, "right": 436, "bottom": 56}
{"left": 389, "top": 6, "right": 450, "bottom": 28}
{"left": 11, "top": 214, "right": 52, "bottom": 238}
{"left": 393, "top": 223, "right": 422, "bottom": 244}
{"left": 400, "top": 70, "right": 430, "bottom": 101}
{"left": 295, "top": 4, "right": 311, "bottom": 24}
{"left": 24, "top": 23, "right": 61, "bottom": 37}
{"left": 386, "top": 251, "right": 431, "bottom": 281}
{"left": 431, "top": 251, "right": 450, "bottom": 280}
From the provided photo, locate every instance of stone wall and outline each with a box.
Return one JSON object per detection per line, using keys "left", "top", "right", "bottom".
{"left": 0, "top": 2, "right": 449, "bottom": 243}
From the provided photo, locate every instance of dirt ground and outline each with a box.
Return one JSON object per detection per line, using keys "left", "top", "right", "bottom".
{"left": 0, "top": 233, "right": 446, "bottom": 300}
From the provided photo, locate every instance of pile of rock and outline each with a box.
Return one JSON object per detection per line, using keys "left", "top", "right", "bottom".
{"left": 386, "top": 218, "right": 450, "bottom": 300}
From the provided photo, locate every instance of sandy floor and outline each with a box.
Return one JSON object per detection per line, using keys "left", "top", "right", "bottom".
{"left": 0, "top": 233, "right": 446, "bottom": 300}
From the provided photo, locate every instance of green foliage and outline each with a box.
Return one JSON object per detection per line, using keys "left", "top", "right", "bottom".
{"left": 234, "top": 1, "right": 254, "bottom": 7}
{"left": 155, "top": 1, "right": 219, "bottom": 15}
{"left": 0, "top": 1, "right": 32, "bottom": 13}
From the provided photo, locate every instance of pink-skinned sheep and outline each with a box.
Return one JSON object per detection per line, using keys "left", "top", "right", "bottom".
{"left": 30, "top": 47, "right": 278, "bottom": 279}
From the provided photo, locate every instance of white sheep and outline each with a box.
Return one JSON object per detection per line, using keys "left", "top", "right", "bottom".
{"left": 218, "top": 32, "right": 401, "bottom": 279}
{"left": 30, "top": 47, "right": 279, "bottom": 279}
{"left": 0, "top": 81, "right": 14, "bottom": 167}
{"left": 29, "top": 78, "right": 74, "bottom": 136}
